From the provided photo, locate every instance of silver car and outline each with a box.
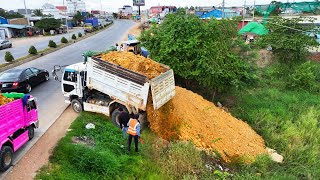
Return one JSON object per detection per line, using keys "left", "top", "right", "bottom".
{"left": 0, "top": 40, "right": 12, "bottom": 50}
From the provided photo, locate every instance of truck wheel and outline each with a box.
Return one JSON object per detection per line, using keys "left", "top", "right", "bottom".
{"left": 0, "top": 146, "right": 13, "bottom": 172}
{"left": 27, "top": 126, "right": 34, "bottom": 140}
{"left": 140, "top": 112, "right": 148, "bottom": 130}
{"left": 71, "top": 99, "right": 83, "bottom": 113}
{"left": 111, "top": 109, "right": 121, "bottom": 127}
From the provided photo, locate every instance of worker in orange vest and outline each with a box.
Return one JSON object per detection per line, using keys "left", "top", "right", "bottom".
{"left": 127, "top": 114, "right": 141, "bottom": 152}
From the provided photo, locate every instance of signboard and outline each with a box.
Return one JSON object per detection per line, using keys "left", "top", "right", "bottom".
{"left": 133, "top": 0, "right": 145, "bottom": 6}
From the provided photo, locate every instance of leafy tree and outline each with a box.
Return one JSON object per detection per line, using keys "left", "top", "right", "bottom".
{"left": 28, "top": 46, "right": 37, "bottom": 55}
{"left": 269, "top": 1, "right": 283, "bottom": 15}
{"left": 0, "top": 9, "right": 23, "bottom": 19}
{"left": 4, "top": 51, "right": 14, "bottom": 62}
{"left": 189, "top": 6, "right": 195, "bottom": 11}
{"left": 260, "top": 17, "right": 318, "bottom": 65}
{"left": 72, "top": 34, "right": 77, "bottom": 40}
{"left": 287, "top": 61, "right": 319, "bottom": 92}
{"left": 33, "top": 9, "right": 43, "bottom": 16}
{"left": 48, "top": 40, "right": 57, "bottom": 48}
{"left": 35, "top": 18, "right": 61, "bottom": 32}
{"left": 73, "top": 11, "right": 83, "bottom": 25}
{"left": 61, "top": 37, "right": 68, "bottom": 43}
{"left": 140, "top": 13, "right": 255, "bottom": 99}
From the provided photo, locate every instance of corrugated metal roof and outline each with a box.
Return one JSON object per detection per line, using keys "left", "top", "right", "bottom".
{"left": 0, "top": 24, "right": 30, "bottom": 29}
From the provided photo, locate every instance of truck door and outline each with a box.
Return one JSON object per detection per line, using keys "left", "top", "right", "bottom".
{"left": 62, "top": 70, "right": 83, "bottom": 98}
{"left": 26, "top": 98, "right": 38, "bottom": 124}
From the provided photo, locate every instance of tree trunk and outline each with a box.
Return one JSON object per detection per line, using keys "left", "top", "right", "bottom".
{"left": 211, "top": 89, "right": 217, "bottom": 102}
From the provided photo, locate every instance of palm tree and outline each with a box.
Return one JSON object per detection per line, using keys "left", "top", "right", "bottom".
{"left": 33, "top": 9, "right": 43, "bottom": 17}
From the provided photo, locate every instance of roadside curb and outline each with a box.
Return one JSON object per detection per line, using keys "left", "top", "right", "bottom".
{"left": 0, "top": 22, "right": 114, "bottom": 73}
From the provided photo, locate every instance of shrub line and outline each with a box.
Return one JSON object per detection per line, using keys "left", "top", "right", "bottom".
{"left": 0, "top": 22, "right": 114, "bottom": 72}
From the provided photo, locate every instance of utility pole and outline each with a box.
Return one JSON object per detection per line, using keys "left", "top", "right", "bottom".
{"left": 63, "top": 0, "right": 70, "bottom": 40}
{"left": 253, "top": 0, "right": 256, "bottom": 20}
{"left": 222, "top": 0, "right": 225, "bottom": 18}
{"left": 23, "top": 0, "right": 30, "bottom": 25}
{"left": 242, "top": 0, "right": 246, "bottom": 28}
{"left": 100, "top": 0, "right": 103, "bottom": 17}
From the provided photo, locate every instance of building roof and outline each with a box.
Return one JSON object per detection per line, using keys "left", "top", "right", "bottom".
{"left": 56, "top": 6, "right": 67, "bottom": 11}
{"left": 0, "top": 24, "right": 31, "bottom": 29}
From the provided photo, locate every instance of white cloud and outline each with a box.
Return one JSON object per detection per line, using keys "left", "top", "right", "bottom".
{"left": 0, "top": 0, "right": 310, "bottom": 12}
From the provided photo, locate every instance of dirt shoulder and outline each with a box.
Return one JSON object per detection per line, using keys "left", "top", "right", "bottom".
{"left": 5, "top": 107, "right": 78, "bottom": 180}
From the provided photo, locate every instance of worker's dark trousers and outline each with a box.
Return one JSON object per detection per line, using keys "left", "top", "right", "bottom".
{"left": 128, "top": 134, "right": 139, "bottom": 152}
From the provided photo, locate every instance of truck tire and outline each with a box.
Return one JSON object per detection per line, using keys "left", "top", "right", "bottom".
{"left": 71, "top": 99, "right": 83, "bottom": 113}
{"left": 0, "top": 146, "right": 13, "bottom": 172}
{"left": 111, "top": 109, "right": 121, "bottom": 128}
{"left": 27, "top": 126, "right": 34, "bottom": 140}
{"left": 139, "top": 112, "right": 148, "bottom": 130}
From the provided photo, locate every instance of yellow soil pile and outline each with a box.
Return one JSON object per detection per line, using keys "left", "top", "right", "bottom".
{"left": 0, "top": 94, "right": 14, "bottom": 106}
{"left": 147, "top": 87, "right": 266, "bottom": 162}
{"left": 96, "top": 52, "right": 167, "bottom": 79}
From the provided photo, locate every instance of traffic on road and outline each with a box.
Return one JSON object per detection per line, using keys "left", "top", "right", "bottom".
{"left": 0, "top": 20, "right": 135, "bottom": 178}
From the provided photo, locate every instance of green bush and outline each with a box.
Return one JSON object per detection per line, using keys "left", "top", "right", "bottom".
{"left": 287, "top": 61, "right": 319, "bottom": 92}
{"left": 4, "top": 51, "right": 14, "bottom": 62}
{"left": 28, "top": 46, "right": 37, "bottom": 55}
{"left": 72, "top": 34, "right": 77, "bottom": 40}
{"left": 78, "top": 32, "right": 82, "bottom": 37}
{"left": 48, "top": 40, "right": 57, "bottom": 48}
{"left": 61, "top": 37, "right": 68, "bottom": 43}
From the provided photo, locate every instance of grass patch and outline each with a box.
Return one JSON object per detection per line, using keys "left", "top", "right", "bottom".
{"left": 228, "top": 63, "right": 320, "bottom": 179}
{"left": 36, "top": 112, "right": 169, "bottom": 180}
{"left": 36, "top": 112, "right": 228, "bottom": 179}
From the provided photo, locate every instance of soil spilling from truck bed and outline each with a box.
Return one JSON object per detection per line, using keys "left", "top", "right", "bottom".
{"left": 96, "top": 52, "right": 167, "bottom": 79}
{"left": 147, "top": 87, "right": 266, "bottom": 162}
{"left": 0, "top": 94, "right": 14, "bottom": 106}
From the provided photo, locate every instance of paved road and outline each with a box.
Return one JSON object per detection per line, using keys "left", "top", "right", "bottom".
{"left": 0, "top": 28, "right": 84, "bottom": 64}
{"left": 0, "top": 20, "right": 135, "bottom": 179}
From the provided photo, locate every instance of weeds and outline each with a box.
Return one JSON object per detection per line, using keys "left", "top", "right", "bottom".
{"left": 230, "top": 63, "right": 320, "bottom": 179}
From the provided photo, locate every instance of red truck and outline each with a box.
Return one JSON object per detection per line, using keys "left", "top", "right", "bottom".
{"left": 0, "top": 93, "right": 39, "bottom": 171}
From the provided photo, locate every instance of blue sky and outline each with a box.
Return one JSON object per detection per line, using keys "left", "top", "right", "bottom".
{"left": 0, "top": 0, "right": 312, "bottom": 12}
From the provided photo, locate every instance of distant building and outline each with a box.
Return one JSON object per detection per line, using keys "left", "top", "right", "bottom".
{"left": 42, "top": 3, "right": 65, "bottom": 19}
{"left": 149, "top": 6, "right": 176, "bottom": 18}
{"left": 201, "top": 9, "right": 240, "bottom": 19}
{"left": 0, "top": 24, "right": 31, "bottom": 38}
{"left": 66, "top": 0, "right": 86, "bottom": 14}
{"left": 119, "top": 5, "right": 133, "bottom": 16}
{"left": 195, "top": 6, "right": 215, "bottom": 12}
{"left": 56, "top": 6, "right": 67, "bottom": 12}
{"left": 14, "top": 9, "right": 32, "bottom": 18}
{"left": 91, "top": 10, "right": 106, "bottom": 17}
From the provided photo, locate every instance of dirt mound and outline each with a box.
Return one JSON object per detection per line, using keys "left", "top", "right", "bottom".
{"left": 0, "top": 94, "right": 14, "bottom": 106}
{"left": 147, "top": 87, "right": 266, "bottom": 162}
{"left": 96, "top": 52, "right": 167, "bottom": 79}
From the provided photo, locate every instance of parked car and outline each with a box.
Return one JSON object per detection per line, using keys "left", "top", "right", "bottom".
{"left": 0, "top": 39, "right": 12, "bottom": 50}
{"left": 0, "top": 67, "right": 49, "bottom": 93}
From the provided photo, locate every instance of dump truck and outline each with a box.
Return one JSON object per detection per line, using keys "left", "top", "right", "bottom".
{"left": 84, "top": 18, "right": 99, "bottom": 32}
{"left": 52, "top": 52, "right": 175, "bottom": 127}
{"left": 0, "top": 93, "right": 39, "bottom": 172}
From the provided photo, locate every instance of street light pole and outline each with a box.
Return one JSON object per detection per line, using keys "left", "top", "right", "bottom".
{"left": 253, "top": 0, "right": 256, "bottom": 20}
{"left": 100, "top": 0, "right": 103, "bottom": 16}
{"left": 23, "top": 0, "right": 30, "bottom": 25}
{"left": 63, "top": 0, "right": 70, "bottom": 40}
